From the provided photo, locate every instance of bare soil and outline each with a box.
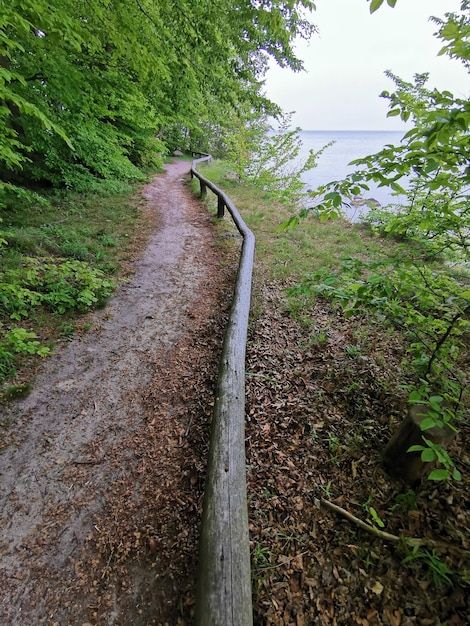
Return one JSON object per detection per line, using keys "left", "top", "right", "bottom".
{"left": 0, "top": 160, "right": 235, "bottom": 625}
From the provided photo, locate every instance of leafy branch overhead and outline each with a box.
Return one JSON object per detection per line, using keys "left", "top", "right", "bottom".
{"left": 368, "top": 0, "right": 398, "bottom": 14}
{"left": 1, "top": 0, "right": 317, "bottom": 190}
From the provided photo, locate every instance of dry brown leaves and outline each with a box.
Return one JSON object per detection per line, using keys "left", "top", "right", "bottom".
{"left": 245, "top": 281, "right": 469, "bottom": 626}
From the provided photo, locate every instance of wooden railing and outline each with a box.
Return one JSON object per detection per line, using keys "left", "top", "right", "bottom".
{"left": 191, "top": 154, "right": 255, "bottom": 625}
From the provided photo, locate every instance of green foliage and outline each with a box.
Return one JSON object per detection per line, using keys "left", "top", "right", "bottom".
{"left": 402, "top": 545, "right": 455, "bottom": 587}
{"left": 2, "top": 382, "right": 32, "bottom": 400}
{"left": 284, "top": 2, "right": 470, "bottom": 481}
{"left": 368, "top": 0, "right": 398, "bottom": 15}
{"left": 431, "top": 1, "right": 470, "bottom": 69}
{"left": 408, "top": 438, "right": 462, "bottom": 482}
{"left": 295, "top": 251, "right": 467, "bottom": 479}
{"left": 0, "top": 257, "right": 115, "bottom": 318}
{"left": 226, "top": 112, "right": 330, "bottom": 207}
{"left": 293, "top": 255, "right": 469, "bottom": 387}
{"left": 367, "top": 506, "right": 385, "bottom": 528}
{"left": 1, "top": 0, "right": 317, "bottom": 191}
{"left": 392, "top": 489, "right": 418, "bottom": 512}
{"left": 362, "top": 496, "right": 386, "bottom": 528}
{"left": 0, "top": 1, "right": 78, "bottom": 169}
{"left": 0, "top": 218, "right": 7, "bottom": 250}
{"left": 0, "top": 153, "right": 146, "bottom": 387}
{"left": 4, "top": 327, "right": 50, "bottom": 356}
{"left": 0, "top": 325, "right": 50, "bottom": 381}
{"left": 407, "top": 389, "right": 458, "bottom": 433}
{"left": 406, "top": 387, "right": 462, "bottom": 481}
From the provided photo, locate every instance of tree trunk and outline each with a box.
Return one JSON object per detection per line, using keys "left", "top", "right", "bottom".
{"left": 382, "top": 404, "right": 456, "bottom": 483}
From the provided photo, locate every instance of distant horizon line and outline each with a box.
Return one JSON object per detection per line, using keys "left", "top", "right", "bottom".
{"left": 300, "top": 128, "right": 405, "bottom": 133}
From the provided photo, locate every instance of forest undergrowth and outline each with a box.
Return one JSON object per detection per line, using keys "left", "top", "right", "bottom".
{"left": 203, "top": 160, "right": 470, "bottom": 626}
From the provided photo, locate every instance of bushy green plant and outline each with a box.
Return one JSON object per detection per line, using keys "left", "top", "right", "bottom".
{"left": 294, "top": 255, "right": 469, "bottom": 381}
{"left": 0, "top": 218, "right": 7, "bottom": 250}
{"left": 283, "top": 2, "right": 469, "bottom": 480}
{"left": 0, "top": 326, "right": 50, "bottom": 382}
{"left": 0, "top": 257, "right": 115, "bottom": 318}
{"left": 402, "top": 545, "right": 455, "bottom": 587}
{"left": 0, "top": 184, "right": 50, "bottom": 212}
{"left": 225, "top": 112, "right": 330, "bottom": 207}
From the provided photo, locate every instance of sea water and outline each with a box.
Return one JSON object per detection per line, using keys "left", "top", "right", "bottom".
{"left": 297, "top": 130, "right": 406, "bottom": 220}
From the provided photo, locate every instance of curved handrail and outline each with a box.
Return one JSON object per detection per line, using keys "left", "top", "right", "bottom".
{"left": 191, "top": 155, "right": 255, "bottom": 625}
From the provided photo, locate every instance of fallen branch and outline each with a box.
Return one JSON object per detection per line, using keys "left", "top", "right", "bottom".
{"left": 320, "top": 498, "right": 470, "bottom": 556}
{"left": 42, "top": 218, "right": 68, "bottom": 227}
{"left": 321, "top": 498, "right": 401, "bottom": 543}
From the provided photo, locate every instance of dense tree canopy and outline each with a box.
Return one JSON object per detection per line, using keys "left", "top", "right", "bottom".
{"left": 1, "top": 0, "right": 316, "bottom": 191}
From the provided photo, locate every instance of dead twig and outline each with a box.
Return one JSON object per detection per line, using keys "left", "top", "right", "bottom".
{"left": 321, "top": 498, "right": 470, "bottom": 556}
{"left": 321, "top": 498, "right": 401, "bottom": 543}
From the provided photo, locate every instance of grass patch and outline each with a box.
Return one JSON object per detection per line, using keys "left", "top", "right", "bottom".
{"left": 0, "top": 178, "right": 155, "bottom": 391}
{"left": 1, "top": 187, "right": 145, "bottom": 273}
{"left": 201, "top": 159, "right": 392, "bottom": 285}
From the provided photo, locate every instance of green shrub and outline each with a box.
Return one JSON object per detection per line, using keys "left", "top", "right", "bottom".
{"left": 0, "top": 326, "right": 50, "bottom": 382}
{"left": 0, "top": 257, "right": 115, "bottom": 318}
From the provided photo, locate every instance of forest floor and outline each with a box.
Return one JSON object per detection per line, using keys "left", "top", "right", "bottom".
{"left": 244, "top": 283, "right": 469, "bottom": 626}
{"left": 0, "top": 160, "right": 469, "bottom": 626}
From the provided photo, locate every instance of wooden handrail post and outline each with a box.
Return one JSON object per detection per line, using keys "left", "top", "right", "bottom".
{"left": 200, "top": 181, "right": 207, "bottom": 197}
{"left": 217, "top": 196, "right": 225, "bottom": 218}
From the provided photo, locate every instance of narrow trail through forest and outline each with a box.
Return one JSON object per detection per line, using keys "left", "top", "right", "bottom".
{"left": 0, "top": 160, "right": 234, "bottom": 625}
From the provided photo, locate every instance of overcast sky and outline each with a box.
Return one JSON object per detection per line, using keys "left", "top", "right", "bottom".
{"left": 264, "top": 0, "right": 469, "bottom": 131}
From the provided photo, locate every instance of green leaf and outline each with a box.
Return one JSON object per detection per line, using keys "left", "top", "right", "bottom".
{"left": 408, "top": 390, "right": 423, "bottom": 403}
{"left": 421, "top": 447, "right": 436, "bottom": 462}
{"left": 390, "top": 181, "right": 406, "bottom": 194}
{"left": 428, "top": 469, "right": 450, "bottom": 481}
{"left": 370, "top": 0, "right": 385, "bottom": 13}
{"left": 277, "top": 216, "right": 299, "bottom": 232}
{"left": 420, "top": 417, "right": 439, "bottom": 431}
{"left": 368, "top": 506, "right": 385, "bottom": 527}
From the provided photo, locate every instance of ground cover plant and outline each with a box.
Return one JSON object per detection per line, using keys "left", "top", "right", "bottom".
{"left": 202, "top": 159, "right": 469, "bottom": 625}
{"left": 0, "top": 182, "right": 151, "bottom": 393}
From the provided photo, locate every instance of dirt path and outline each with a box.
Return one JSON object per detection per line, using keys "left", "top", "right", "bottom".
{"left": 0, "top": 161, "right": 235, "bottom": 625}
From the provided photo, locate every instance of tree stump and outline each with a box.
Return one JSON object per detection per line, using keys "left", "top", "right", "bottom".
{"left": 383, "top": 404, "right": 456, "bottom": 483}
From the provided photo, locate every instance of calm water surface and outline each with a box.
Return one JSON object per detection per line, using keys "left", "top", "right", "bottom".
{"left": 298, "top": 130, "right": 406, "bottom": 219}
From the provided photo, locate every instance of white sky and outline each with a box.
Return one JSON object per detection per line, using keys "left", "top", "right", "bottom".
{"left": 264, "top": 0, "right": 470, "bottom": 130}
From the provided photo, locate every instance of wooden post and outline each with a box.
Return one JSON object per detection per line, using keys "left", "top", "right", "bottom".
{"left": 200, "top": 181, "right": 207, "bottom": 197}
{"left": 383, "top": 403, "right": 456, "bottom": 483}
{"left": 217, "top": 196, "right": 225, "bottom": 218}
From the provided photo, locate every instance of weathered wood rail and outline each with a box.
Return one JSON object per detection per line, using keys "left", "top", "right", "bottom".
{"left": 191, "top": 154, "right": 255, "bottom": 625}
